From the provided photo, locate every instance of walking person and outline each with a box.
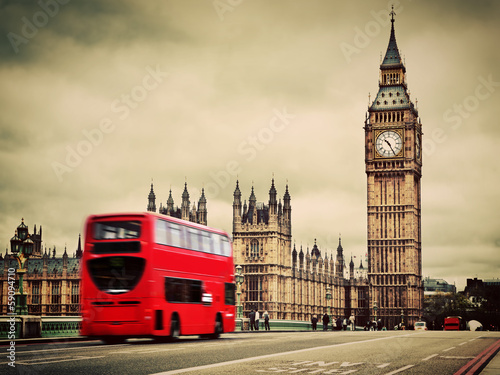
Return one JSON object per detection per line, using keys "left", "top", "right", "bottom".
{"left": 342, "top": 317, "right": 348, "bottom": 331}
{"left": 255, "top": 310, "right": 260, "bottom": 330}
{"left": 322, "top": 313, "right": 330, "bottom": 331}
{"left": 263, "top": 310, "right": 270, "bottom": 331}
{"left": 311, "top": 314, "right": 318, "bottom": 331}
{"left": 249, "top": 310, "right": 255, "bottom": 331}
{"left": 349, "top": 314, "right": 355, "bottom": 331}
{"left": 336, "top": 317, "right": 342, "bottom": 331}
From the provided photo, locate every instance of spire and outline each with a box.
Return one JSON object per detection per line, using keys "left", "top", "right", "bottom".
{"left": 249, "top": 185, "right": 256, "bottom": 206}
{"left": 147, "top": 182, "right": 156, "bottom": 212}
{"left": 166, "top": 189, "right": 175, "bottom": 213}
{"left": 75, "top": 234, "right": 83, "bottom": 258}
{"left": 381, "top": 5, "right": 403, "bottom": 68}
{"left": 181, "top": 182, "right": 190, "bottom": 221}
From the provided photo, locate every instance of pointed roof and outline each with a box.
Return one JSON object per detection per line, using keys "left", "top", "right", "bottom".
{"left": 198, "top": 188, "right": 207, "bottom": 204}
{"left": 182, "top": 182, "right": 189, "bottom": 200}
{"left": 148, "top": 182, "right": 155, "bottom": 199}
{"left": 233, "top": 180, "right": 241, "bottom": 199}
{"left": 249, "top": 185, "right": 256, "bottom": 204}
{"left": 381, "top": 9, "right": 403, "bottom": 69}
{"left": 167, "top": 189, "right": 174, "bottom": 205}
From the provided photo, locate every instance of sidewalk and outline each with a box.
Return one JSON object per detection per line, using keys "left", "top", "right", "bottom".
{"left": 480, "top": 347, "right": 500, "bottom": 374}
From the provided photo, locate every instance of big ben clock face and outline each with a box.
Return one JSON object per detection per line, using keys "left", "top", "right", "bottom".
{"left": 375, "top": 130, "right": 403, "bottom": 157}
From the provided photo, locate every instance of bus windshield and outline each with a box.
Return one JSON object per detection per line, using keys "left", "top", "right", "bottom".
{"left": 88, "top": 256, "right": 146, "bottom": 294}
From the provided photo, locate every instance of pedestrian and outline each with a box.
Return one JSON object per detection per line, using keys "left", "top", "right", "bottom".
{"left": 263, "top": 310, "right": 270, "bottom": 331}
{"left": 249, "top": 310, "right": 255, "bottom": 331}
{"left": 322, "top": 313, "right": 330, "bottom": 331}
{"left": 336, "top": 317, "right": 342, "bottom": 331}
{"left": 377, "top": 318, "right": 382, "bottom": 331}
{"left": 255, "top": 310, "right": 260, "bottom": 330}
{"left": 342, "top": 317, "right": 347, "bottom": 331}
{"left": 349, "top": 314, "right": 355, "bottom": 331}
{"left": 332, "top": 317, "right": 337, "bottom": 331}
{"left": 311, "top": 314, "right": 318, "bottom": 331}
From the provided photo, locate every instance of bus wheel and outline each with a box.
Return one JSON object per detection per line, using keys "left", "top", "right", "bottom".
{"left": 211, "top": 315, "right": 223, "bottom": 339}
{"left": 170, "top": 314, "right": 180, "bottom": 340}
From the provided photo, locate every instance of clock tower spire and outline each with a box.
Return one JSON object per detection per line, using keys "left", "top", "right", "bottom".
{"left": 365, "top": 10, "right": 423, "bottom": 329}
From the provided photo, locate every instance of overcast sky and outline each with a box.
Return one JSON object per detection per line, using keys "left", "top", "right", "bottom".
{"left": 1, "top": 0, "right": 499, "bottom": 291}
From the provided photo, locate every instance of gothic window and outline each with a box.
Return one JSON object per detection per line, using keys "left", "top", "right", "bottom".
{"left": 32, "top": 281, "right": 41, "bottom": 305}
{"left": 71, "top": 282, "right": 80, "bottom": 304}
{"left": 51, "top": 281, "right": 61, "bottom": 305}
{"left": 251, "top": 240, "right": 259, "bottom": 258}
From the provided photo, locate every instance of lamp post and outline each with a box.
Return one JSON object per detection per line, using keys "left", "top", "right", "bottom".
{"left": 326, "top": 285, "right": 332, "bottom": 327}
{"left": 10, "top": 219, "right": 34, "bottom": 315}
{"left": 235, "top": 265, "right": 245, "bottom": 319}
{"left": 373, "top": 302, "right": 378, "bottom": 322}
{"left": 401, "top": 308, "right": 404, "bottom": 327}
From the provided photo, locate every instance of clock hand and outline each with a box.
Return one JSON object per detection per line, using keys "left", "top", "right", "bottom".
{"left": 385, "top": 139, "right": 396, "bottom": 155}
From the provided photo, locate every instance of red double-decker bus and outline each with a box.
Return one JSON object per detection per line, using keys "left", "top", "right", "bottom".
{"left": 80, "top": 212, "right": 236, "bottom": 343}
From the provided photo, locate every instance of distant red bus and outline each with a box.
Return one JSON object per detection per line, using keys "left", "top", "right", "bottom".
{"left": 81, "top": 212, "right": 236, "bottom": 343}
{"left": 444, "top": 316, "right": 463, "bottom": 331}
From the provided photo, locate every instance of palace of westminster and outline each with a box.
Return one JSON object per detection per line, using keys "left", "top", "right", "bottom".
{"left": 0, "top": 13, "right": 423, "bottom": 328}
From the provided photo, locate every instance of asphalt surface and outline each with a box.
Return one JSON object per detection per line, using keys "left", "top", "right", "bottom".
{"left": 1, "top": 330, "right": 499, "bottom": 375}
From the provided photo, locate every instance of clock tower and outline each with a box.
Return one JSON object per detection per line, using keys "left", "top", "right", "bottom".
{"left": 365, "top": 9, "right": 423, "bottom": 328}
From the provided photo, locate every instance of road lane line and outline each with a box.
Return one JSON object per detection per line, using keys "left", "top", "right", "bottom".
{"left": 382, "top": 364, "right": 414, "bottom": 375}
{"left": 18, "top": 355, "right": 106, "bottom": 366}
{"left": 459, "top": 342, "right": 468, "bottom": 346}
{"left": 422, "top": 354, "right": 438, "bottom": 361}
{"left": 13, "top": 343, "right": 127, "bottom": 354}
{"left": 150, "top": 332, "right": 421, "bottom": 375}
{"left": 443, "top": 347, "right": 456, "bottom": 352}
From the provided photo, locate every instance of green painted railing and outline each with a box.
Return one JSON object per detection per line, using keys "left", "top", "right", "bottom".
{"left": 0, "top": 316, "right": 81, "bottom": 339}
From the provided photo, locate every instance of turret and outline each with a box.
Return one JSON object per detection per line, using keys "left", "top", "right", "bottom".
{"left": 233, "top": 181, "right": 242, "bottom": 227}
{"left": 269, "top": 179, "right": 278, "bottom": 215}
{"left": 198, "top": 188, "right": 207, "bottom": 225}
{"left": 181, "top": 182, "right": 190, "bottom": 221}
{"left": 147, "top": 182, "right": 156, "bottom": 212}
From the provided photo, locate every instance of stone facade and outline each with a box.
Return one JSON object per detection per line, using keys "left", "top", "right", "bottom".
{"left": 232, "top": 180, "right": 369, "bottom": 324}
{"left": 364, "top": 12, "right": 424, "bottom": 328}
{"left": 0, "top": 221, "right": 82, "bottom": 316}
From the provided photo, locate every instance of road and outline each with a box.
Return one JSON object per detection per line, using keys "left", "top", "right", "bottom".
{"left": 2, "top": 330, "right": 499, "bottom": 374}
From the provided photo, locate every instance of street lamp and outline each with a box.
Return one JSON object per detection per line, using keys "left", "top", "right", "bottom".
{"left": 10, "top": 219, "right": 34, "bottom": 315}
{"left": 235, "top": 265, "right": 245, "bottom": 319}
{"left": 401, "top": 308, "right": 404, "bottom": 327}
{"left": 326, "top": 285, "right": 332, "bottom": 325}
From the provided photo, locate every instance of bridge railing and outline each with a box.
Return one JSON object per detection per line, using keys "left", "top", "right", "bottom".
{"left": 0, "top": 316, "right": 81, "bottom": 339}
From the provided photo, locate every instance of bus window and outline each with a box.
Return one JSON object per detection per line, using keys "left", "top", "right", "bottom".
{"left": 88, "top": 256, "right": 146, "bottom": 294}
{"left": 94, "top": 221, "right": 141, "bottom": 240}
{"left": 187, "top": 228, "right": 201, "bottom": 251}
{"left": 221, "top": 236, "right": 231, "bottom": 257}
{"left": 156, "top": 220, "right": 168, "bottom": 245}
{"left": 165, "top": 277, "right": 202, "bottom": 303}
{"left": 168, "top": 222, "right": 183, "bottom": 248}
{"left": 213, "top": 234, "right": 221, "bottom": 255}
{"left": 200, "top": 231, "right": 212, "bottom": 253}
{"left": 225, "top": 283, "right": 235, "bottom": 305}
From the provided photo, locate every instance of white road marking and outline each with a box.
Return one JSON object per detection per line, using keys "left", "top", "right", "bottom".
{"left": 440, "top": 356, "right": 475, "bottom": 359}
{"left": 443, "top": 347, "right": 455, "bottom": 352}
{"left": 459, "top": 342, "right": 468, "bottom": 346}
{"left": 18, "top": 355, "right": 106, "bottom": 366}
{"left": 382, "top": 364, "right": 414, "bottom": 375}
{"left": 150, "top": 333, "right": 420, "bottom": 375}
{"left": 422, "top": 354, "right": 438, "bottom": 361}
